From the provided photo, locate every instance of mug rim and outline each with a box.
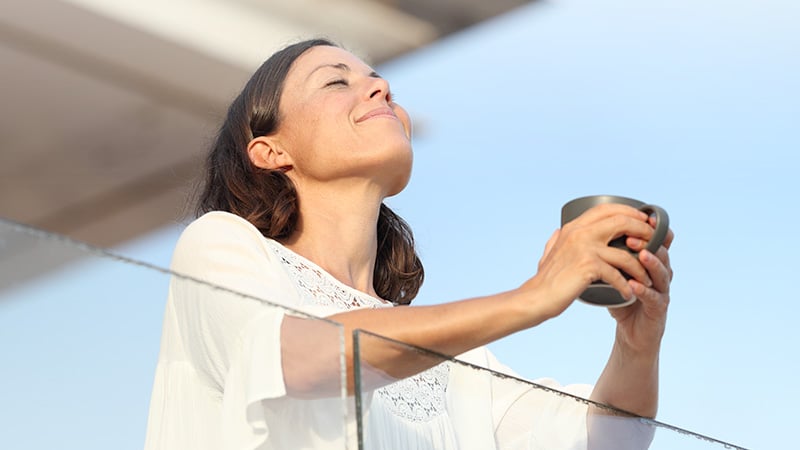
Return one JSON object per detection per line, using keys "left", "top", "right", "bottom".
{"left": 563, "top": 194, "right": 645, "bottom": 207}
{"left": 561, "top": 195, "right": 648, "bottom": 224}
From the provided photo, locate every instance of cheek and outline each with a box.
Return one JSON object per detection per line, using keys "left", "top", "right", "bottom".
{"left": 300, "top": 100, "right": 350, "bottom": 140}
{"left": 283, "top": 106, "right": 351, "bottom": 170}
{"left": 394, "top": 105, "right": 412, "bottom": 139}
{"left": 282, "top": 104, "right": 325, "bottom": 148}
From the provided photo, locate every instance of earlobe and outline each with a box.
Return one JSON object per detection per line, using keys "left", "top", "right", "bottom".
{"left": 247, "top": 136, "right": 291, "bottom": 170}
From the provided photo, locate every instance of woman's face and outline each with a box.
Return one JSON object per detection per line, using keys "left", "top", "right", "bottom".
{"left": 270, "top": 45, "right": 413, "bottom": 197}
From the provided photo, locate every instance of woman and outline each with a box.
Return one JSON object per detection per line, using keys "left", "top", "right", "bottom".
{"left": 144, "top": 38, "right": 673, "bottom": 450}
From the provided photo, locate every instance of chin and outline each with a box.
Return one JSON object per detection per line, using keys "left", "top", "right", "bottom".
{"left": 386, "top": 175, "right": 411, "bottom": 197}
{"left": 385, "top": 149, "right": 413, "bottom": 197}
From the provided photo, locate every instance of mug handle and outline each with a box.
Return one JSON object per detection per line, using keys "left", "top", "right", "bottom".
{"left": 639, "top": 204, "right": 670, "bottom": 254}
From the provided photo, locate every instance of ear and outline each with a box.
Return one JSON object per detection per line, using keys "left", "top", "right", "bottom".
{"left": 247, "top": 136, "right": 293, "bottom": 170}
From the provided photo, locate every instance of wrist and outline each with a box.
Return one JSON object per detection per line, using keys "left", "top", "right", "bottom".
{"left": 509, "top": 279, "right": 565, "bottom": 326}
{"left": 615, "top": 317, "right": 665, "bottom": 355}
{"left": 611, "top": 336, "right": 661, "bottom": 369}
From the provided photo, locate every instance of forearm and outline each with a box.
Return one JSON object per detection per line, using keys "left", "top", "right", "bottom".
{"left": 281, "top": 288, "right": 554, "bottom": 396}
{"left": 589, "top": 338, "right": 660, "bottom": 418}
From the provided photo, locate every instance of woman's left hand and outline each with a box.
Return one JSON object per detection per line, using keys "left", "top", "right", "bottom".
{"left": 609, "top": 222, "right": 675, "bottom": 356}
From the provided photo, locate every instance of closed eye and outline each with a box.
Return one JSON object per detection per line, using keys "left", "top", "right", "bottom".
{"left": 325, "top": 79, "right": 348, "bottom": 87}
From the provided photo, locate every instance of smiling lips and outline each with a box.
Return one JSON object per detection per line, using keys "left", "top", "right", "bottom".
{"left": 356, "top": 106, "right": 397, "bottom": 123}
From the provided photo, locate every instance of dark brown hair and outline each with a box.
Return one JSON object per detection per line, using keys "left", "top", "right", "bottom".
{"left": 195, "top": 38, "right": 423, "bottom": 305}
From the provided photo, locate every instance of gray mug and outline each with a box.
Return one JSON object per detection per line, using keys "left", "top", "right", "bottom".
{"left": 560, "top": 195, "right": 670, "bottom": 307}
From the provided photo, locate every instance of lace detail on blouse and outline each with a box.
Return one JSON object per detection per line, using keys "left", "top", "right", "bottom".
{"left": 376, "top": 363, "right": 450, "bottom": 422}
{"left": 268, "top": 239, "right": 449, "bottom": 422}
{"left": 268, "top": 242, "right": 390, "bottom": 309}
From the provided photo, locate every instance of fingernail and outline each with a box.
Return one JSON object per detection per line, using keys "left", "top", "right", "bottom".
{"left": 627, "top": 281, "right": 639, "bottom": 299}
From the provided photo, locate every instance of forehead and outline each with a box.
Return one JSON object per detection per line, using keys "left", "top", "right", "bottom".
{"left": 286, "top": 45, "right": 373, "bottom": 83}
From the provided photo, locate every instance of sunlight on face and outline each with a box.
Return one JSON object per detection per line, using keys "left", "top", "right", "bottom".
{"left": 273, "top": 45, "right": 413, "bottom": 197}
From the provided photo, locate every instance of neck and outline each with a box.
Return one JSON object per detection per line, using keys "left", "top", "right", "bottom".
{"left": 280, "top": 182, "right": 383, "bottom": 297}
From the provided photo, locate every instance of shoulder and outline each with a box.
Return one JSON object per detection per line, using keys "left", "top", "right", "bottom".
{"left": 168, "top": 211, "right": 302, "bottom": 306}
{"left": 171, "top": 211, "right": 283, "bottom": 277}
{"left": 179, "top": 211, "right": 264, "bottom": 245}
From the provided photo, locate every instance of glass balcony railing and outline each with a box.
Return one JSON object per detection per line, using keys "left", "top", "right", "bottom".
{"left": 0, "top": 218, "right": 747, "bottom": 449}
{"left": 0, "top": 218, "right": 348, "bottom": 450}
{"left": 352, "top": 330, "right": 747, "bottom": 450}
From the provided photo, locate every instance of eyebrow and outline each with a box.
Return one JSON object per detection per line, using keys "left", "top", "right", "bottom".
{"left": 306, "top": 62, "right": 381, "bottom": 80}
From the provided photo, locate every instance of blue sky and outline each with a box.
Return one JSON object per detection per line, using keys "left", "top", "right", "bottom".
{"left": 1, "top": 0, "right": 797, "bottom": 448}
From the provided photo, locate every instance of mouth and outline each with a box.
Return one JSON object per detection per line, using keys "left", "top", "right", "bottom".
{"left": 356, "top": 106, "right": 397, "bottom": 123}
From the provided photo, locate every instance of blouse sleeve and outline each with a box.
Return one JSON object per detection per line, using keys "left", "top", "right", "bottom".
{"left": 167, "top": 211, "right": 344, "bottom": 449}
{"left": 461, "top": 347, "right": 593, "bottom": 450}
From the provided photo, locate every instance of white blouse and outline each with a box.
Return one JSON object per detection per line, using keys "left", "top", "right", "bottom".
{"left": 144, "top": 211, "right": 592, "bottom": 450}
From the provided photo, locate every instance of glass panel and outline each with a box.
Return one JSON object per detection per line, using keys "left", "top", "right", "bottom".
{"left": 352, "top": 329, "right": 747, "bottom": 450}
{"left": 0, "top": 219, "right": 348, "bottom": 450}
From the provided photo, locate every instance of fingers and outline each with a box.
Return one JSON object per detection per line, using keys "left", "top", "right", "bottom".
{"left": 537, "top": 203, "right": 674, "bottom": 310}
{"left": 568, "top": 204, "right": 673, "bottom": 252}
{"left": 641, "top": 248, "right": 672, "bottom": 294}
{"left": 644, "top": 219, "right": 674, "bottom": 286}
{"left": 611, "top": 240, "right": 672, "bottom": 313}
{"left": 599, "top": 246, "right": 653, "bottom": 288}
{"left": 611, "top": 217, "right": 675, "bottom": 303}
{"left": 655, "top": 245, "right": 673, "bottom": 283}
{"left": 598, "top": 260, "right": 636, "bottom": 301}
{"left": 647, "top": 215, "right": 675, "bottom": 250}
{"left": 626, "top": 228, "right": 675, "bottom": 253}
{"left": 663, "top": 228, "right": 675, "bottom": 250}
{"left": 576, "top": 203, "right": 649, "bottom": 223}
{"left": 623, "top": 248, "right": 671, "bottom": 315}
{"left": 628, "top": 278, "right": 670, "bottom": 315}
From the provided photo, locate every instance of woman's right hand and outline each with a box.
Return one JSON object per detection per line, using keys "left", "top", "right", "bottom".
{"left": 521, "top": 203, "right": 657, "bottom": 318}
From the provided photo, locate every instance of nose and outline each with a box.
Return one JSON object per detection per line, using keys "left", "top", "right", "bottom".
{"left": 366, "top": 77, "right": 392, "bottom": 103}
